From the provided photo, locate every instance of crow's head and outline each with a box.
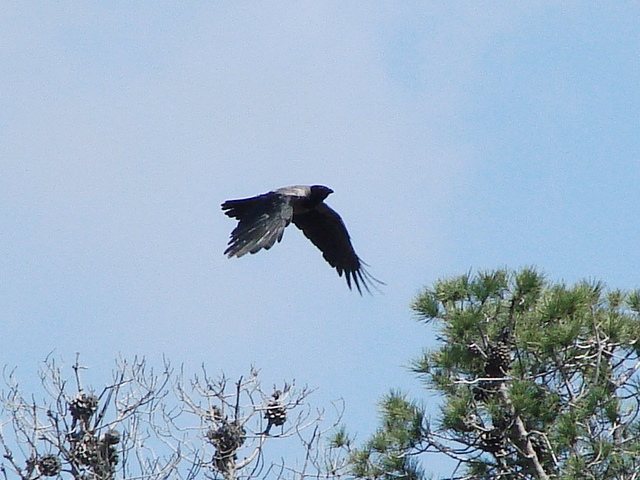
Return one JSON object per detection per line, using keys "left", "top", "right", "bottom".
{"left": 309, "top": 185, "right": 333, "bottom": 202}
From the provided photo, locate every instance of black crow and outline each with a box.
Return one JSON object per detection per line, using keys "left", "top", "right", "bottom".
{"left": 222, "top": 185, "right": 381, "bottom": 294}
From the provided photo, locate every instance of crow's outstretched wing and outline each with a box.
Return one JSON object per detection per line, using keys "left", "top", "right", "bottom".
{"left": 222, "top": 193, "right": 293, "bottom": 258}
{"left": 292, "top": 203, "right": 379, "bottom": 294}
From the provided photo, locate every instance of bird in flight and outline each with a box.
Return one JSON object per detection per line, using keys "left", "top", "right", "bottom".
{"left": 222, "top": 185, "right": 381, "bottom": 294}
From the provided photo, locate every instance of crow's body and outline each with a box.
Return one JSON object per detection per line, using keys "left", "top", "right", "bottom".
{"left": 222, "top": 185, "right": 379, "bottom": 293}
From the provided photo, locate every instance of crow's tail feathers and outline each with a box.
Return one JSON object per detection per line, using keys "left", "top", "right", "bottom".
{"left": 344, "top": 259, "right": 385, "bottom": 295}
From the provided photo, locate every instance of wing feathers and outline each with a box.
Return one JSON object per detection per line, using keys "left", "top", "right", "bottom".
{"left": 292, "top": 204, "right": 381, "bottom": 294}
{"left": 222, "top": 193, "right": 293, "bottom": 258}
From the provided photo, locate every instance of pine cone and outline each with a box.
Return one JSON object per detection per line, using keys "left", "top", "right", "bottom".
{"left": 102, "top": 429, "right": 121, "bottom": 445}
{"left": 264, "top": 400, "right": 287, "bottom": 427}
{"left": 472, "top": 380, "right": 498, "bottom": 402}
{"left": 210, "top": 421, "right": 245, "bottom": 475}
{"left": 207, "top": 422, "right": 246, "bottom": 457}
{"left": 71, "top": 432, "right": 99, "bottom": 466}
{"left": 38, "top": 454, "right": 62, "bottom": 477}
{"left": 69, "top": 393, "right": 99, "bottom": 424}
{"left": 479, "top": 428, "right": 506, "bottom": 454}
{"left": 98, "top": 440, "right": 119, "bottom": 467}
{"left": 461, "top": 413, "right": 481, "bottom": 432}
{"left": 485, "top": 341, "right": 511, "bottom": 377}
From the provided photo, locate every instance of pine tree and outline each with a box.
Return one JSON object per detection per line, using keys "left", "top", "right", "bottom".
{"left": 351, "top": 268, "right": 640, "bottom": 480}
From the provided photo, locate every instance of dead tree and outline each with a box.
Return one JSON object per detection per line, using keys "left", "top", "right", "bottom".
{"left": 166, "top": 366, "right": 343, "bottom": 480}
{"left": 0, "top": 355, "right": 178, "bottom": 480}
{"left": 1, "top": 358, "right": 344, "bottom": 480}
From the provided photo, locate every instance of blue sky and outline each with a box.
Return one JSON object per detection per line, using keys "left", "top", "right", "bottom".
{"left": 1, "top": 3, "right": 639, "bottom": 477}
